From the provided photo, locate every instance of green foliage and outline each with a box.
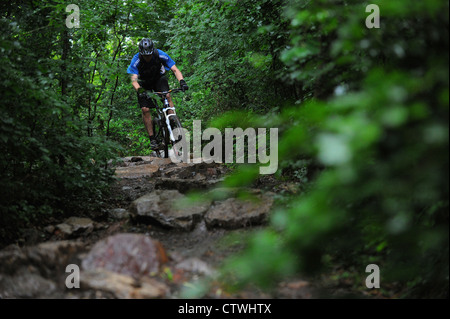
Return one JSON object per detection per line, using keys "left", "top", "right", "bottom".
{"left": 0, "top": 7, "right": 120, "bottom": 243}
{"left": 222, "top": 230, "right": 298, "bottom": 289}
{"left": 218, "top": 0, "right": 449, "bottom": 297}
{"left": 164, "top": 0, "right": 292, "bottom": 120}
{"left": 0, "top": 0, "right": 194, "bottom": 244}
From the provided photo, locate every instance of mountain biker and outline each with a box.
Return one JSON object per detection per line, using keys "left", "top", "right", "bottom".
{"left": 127, "top": 38, "right": 189, "bottom": 149}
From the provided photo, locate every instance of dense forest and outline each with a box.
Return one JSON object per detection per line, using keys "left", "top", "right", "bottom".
{"left": 0, "top": 0, "right": 448, "bottom": 298}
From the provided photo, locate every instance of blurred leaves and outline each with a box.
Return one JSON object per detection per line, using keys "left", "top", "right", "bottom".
{"left": 215, "top": 0, "right": 449, "bottom": 298}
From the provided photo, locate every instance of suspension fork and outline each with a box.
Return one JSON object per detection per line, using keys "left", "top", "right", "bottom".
{"left": 162, "top": 97, "right": 177, "bottom": 142}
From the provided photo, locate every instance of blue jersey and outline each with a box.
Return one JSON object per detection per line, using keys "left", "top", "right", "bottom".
{"left": 126, "top": 49, "right": 175, "bottom": 75}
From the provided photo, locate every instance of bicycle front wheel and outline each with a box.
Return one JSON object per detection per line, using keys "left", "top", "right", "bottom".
{"left": 169, "top": 115, "right": 186, "bottom": 161}
{"left": 152, "top": 115, "right": 169, "bottom": 158}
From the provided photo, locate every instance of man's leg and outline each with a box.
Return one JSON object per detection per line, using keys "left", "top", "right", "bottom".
{"left": 138, "top": 81, "right": 159, "bottom": 148}
{"left": 141, "top": 106, "right": 154, "bottom": 138}
{"left": 142, "top": 106, "right": 158, "bottom": 149}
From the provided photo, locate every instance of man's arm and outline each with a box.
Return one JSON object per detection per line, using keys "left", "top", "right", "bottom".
{"left": 170, "top": 65, "right": 184, "bottom": 82}
{"left": 130, "top": 74, "right": 141, "bottom": 91}
{"left": 127, "top": 53, "right": 141, "bottom": 91}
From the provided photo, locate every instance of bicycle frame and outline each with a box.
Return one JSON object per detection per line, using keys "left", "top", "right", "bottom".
{"left": 159, "top": 96, "right": 178, "bottom": 143}
{"left": 145, "top": 88, "right": 184, "bottom": 154}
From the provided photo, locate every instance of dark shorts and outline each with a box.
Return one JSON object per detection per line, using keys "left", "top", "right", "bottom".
{"left": 138, "top": 76, "right": 170, "bottom": 109}
{"left": 139, "top": 75, "right": 169, "bottom": 91}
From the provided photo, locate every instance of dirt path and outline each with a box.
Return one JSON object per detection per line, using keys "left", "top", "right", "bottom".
{"left": 0, "top": 156, "right": 357, "bottom": 299}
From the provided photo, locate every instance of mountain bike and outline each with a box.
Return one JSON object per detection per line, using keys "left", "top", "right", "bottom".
{"left": 145, "top": 88, "right": 185, "bottom": 159}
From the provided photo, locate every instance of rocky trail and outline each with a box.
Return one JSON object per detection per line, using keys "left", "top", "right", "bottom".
{"left": 0, "top": 157, "right": 351, "bottom": 299}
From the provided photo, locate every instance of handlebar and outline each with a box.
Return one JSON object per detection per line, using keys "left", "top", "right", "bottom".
{"left": 145, "top": 88, "right": 184, "bottom": 99}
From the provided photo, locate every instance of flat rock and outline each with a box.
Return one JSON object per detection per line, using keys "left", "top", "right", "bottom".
{"left": 66, "top": 217, "right": 94, "bottom": 233}
{"left": 115, "top": 164, "right": 159, "bottom": 178}
{"left": 81, "top": 269, "right": 168, "bottom": 299}
{"left": 44, "top": 225, "right": 55, "bottom": 234}
{"left": 81, "top": 233, "right": 168, "bottom": 277}
{"left": 0, "top": 269, "right": 57, "bottom": 298}
{"left": 56, "top": 223, "right": 73, "bottom": 236}
{"left": 205, "top": 193, "right": 275, "bottom": 229}
{"left": 175, "top": 258, "right": 215, "bottom": 276}
{"left": 149, "top": 157, "right": 174, "bottom": 166}
{"left": 107, "top": 208, "right": 130, "bottom": 220}
{"left": 114, "top": 158, "right": 227, "bottom": 180}
{"left": 207, "top": 187, "right": 264, "bottom": 201}
{"left": 121, "top": 156, "right": 156, "bottom": 163}
{"left": 159, "top": 162, "right": 227, "bottom": 180}
{"left": 154, "top": 177, "right": 222, "bottom": 193}
{"left": 56, "top": 217, "right": 94, "bottom": 237}
{"left": 129, "top": 190, "right": 211, "bottom": 230}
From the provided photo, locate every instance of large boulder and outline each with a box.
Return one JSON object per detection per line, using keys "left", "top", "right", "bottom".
{"left": 82, "top": 233, "right": 168, "bottom": 277}
{"left": 129, "top": 190, "right": 211, "bottom": 230}
{"left": 205, "top": 192, "right": 275, "bottom": 229}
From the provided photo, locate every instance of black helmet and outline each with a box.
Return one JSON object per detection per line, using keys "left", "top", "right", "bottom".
{"left": 139, "top": 38, "right": 154, "bottom": 56}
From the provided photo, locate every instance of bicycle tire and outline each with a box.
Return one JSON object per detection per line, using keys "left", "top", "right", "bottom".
{"left": 169, "top": 115, "right": 185, "bottom": 160}
{"left": 152, "top": 115, "right": 169, "bottom": 158}
{"left": 162, "top": 123, "right": 169, "bottom": 158}
{"left": 151, "top": 119, "right": 162, "bottom": 158}
{"left": 170, "top": 115, "right": 183, "bottom": 143}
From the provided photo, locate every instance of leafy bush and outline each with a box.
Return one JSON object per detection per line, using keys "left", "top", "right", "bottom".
{"left": 0, "top": 20, "right": 119, "bottom": 244}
